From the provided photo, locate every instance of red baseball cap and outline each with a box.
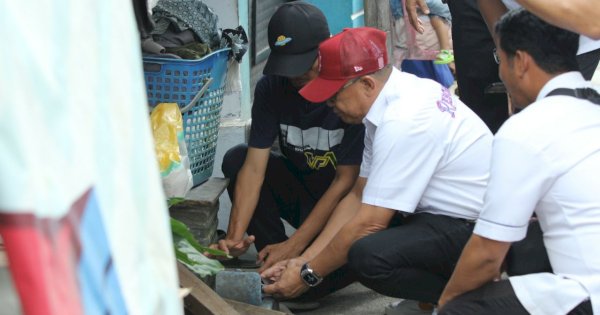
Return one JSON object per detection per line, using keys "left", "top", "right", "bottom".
{"left": 299, "top": 27, "right": 388, "bottom": 103}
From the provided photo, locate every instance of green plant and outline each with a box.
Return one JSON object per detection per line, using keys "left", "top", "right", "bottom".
{"left": 168, "top": 198, "right": 231, "bottom": 276}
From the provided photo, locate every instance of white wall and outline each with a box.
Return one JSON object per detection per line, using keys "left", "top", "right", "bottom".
{"left": 203, "top": 0, "right": 246, "bottom": 123}
{"left": 203, "top": 0, "right": 238, "bottom": 29}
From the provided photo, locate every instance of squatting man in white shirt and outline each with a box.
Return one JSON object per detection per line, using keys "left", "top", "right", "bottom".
{"left": 438, "top": 9, "right": 600, "bottom": 315}
{"left": 262, "top": 26, "right": 493, "bottom": 314}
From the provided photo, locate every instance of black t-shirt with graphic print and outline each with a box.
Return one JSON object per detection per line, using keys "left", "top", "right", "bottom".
{"left": 249, "top": 75, "right": 364, "bottom": 179}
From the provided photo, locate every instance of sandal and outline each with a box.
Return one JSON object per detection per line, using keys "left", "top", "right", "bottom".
{"left": 434, "top": 50, "right": 454, "bottom": 65}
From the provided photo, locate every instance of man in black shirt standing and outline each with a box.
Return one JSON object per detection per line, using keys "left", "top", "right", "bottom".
{"left": 212, "top": 2, "right": 364, "bottom": 296}
{"left": 406, "top": 0, "right": 509, "bottom": 133}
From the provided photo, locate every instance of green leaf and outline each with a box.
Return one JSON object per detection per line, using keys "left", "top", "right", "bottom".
{"left": 167, "top": 197, "right": 186, "bottom": 208}
{"left": 175, "top": 239, "right": 224, "bottom": 277}
{"left": 175, "top": 247, "right": 196, "bottom": 266}
{"left": 170, "top": 218, "right": 232, "bottom": 259}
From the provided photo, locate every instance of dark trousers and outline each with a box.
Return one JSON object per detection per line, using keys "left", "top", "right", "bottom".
{"left": 222, "top": 144, "right": 331, "bottom": 251}
{"left": 447, "top": 0, "right": 509, "bottom": 134}
{"left": 347, "top": 213, "right": 475, "bottom": 303}
{"left": 505, "top": 220, "right": 552, "bottom": 276}
{"left": 221, "top": 144, "right": 355, "bottom": 298}
{"left": 578, "top": 48, "right": 600, "bottom": 81}
{"left": 439, "top": 280, "right": 593, "bottom": 315}
{"left": 439, "top": 220, "right": 588, "bottom": 315}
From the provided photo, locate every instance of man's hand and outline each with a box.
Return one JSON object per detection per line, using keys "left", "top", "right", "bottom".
{"left": 260, "top": 259, "right": 289, "bottom": 284}
{"left": 261, "top": 258, "right": 309, "bottom": 299}
{"left": 406, "top": 0, "right": 430, "bottom": 34}
{"left": 257, "top": 240, "right": 304, "bottom": 273}
{"left": 209, "top": 235, "right": 255, "bottom": 258}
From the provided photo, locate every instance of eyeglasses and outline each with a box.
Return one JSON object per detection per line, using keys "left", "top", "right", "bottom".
{"left": 493, "top": 48, "right": 500, "bottom": 64}
{"left": 327, "top": 77, "right": 361, "bottom": 106}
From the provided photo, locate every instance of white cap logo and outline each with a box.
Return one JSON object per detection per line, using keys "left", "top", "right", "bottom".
{"left": 354, "top": 66, "right": 363, "bottom": 72}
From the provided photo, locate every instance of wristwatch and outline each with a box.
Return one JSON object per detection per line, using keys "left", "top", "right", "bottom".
{"left": 300, "top": 262, "right": 323, "bottom": 287}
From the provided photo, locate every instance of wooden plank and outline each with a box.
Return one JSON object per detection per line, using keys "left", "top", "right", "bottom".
{"left": 178, "top": 262, "right": 240, "bottom": 315}
{"left": 225, "top": 299, "right": 287, "bottom": 315}
{"left": 185, "top": 177, "right": 230, "bottom": 206}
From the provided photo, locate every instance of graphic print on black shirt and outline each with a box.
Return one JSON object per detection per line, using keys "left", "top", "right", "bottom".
{"left": 249, "top": 75, "right": 364, "bottom": 175}
{"left": 279, "top": 124, "right": 342, "bottom": 170}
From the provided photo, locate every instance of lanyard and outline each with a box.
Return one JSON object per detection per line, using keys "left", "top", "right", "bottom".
{"left": 546, "top": 88, "right": 600, "bottom": 105}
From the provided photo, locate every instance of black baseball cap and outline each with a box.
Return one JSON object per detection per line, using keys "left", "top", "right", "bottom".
{"left": 263, "top": 1, "right": 330, "bottom": 77}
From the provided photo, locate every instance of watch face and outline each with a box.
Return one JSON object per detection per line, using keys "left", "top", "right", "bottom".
{"left": 304, "top": 272, "right": 319, "bottom": 285}
{"left": 301, "top": 263, "right": 323, "bottom": 287}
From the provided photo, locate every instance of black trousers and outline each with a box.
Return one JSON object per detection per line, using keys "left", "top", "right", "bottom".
{"left": 447, "top": 0, "right": 509, "bottom": 134}
{"left": 347, "top": 213, "right": 475, "bottom": 303}
{"left": 505, "top": 220, "right": 552, "bottom": 276}
{"left": 221, "top": 144, "right": 355, "bottom": 298}
{"left": 222, "top": 144, "right": 332, "bottom": 251}
{"left": 439, "top": 280, "right": 593, "bottom": 315}
{"left": 439, "top": 220, "right": 593, "bottom": 315}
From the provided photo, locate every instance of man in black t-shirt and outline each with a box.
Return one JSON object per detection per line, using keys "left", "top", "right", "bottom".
{"left": 212, "top": 2, "right": 364, "bottom": 296}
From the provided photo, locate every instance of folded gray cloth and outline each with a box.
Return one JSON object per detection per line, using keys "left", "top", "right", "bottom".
{"left": 151, "top": 0, "right": 220, "bottom": 49}
{"left": 142, "top": 38, "right": 166, "bottom": 54}
{"left": 154, "top": 29, "right": 196, "bottom": 48}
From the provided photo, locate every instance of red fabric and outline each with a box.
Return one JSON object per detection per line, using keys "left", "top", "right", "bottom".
{"left": 300, "top": 27, "right": 389, "bottom": 103}
{"left": 0, "top": 191, "right": 88, "bottom": 315}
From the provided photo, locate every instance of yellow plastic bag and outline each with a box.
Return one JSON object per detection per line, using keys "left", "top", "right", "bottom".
{"left": 151, "top": 103, "right": 193, "bottom": 197}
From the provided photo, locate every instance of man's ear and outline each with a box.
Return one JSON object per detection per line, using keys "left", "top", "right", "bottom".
{"left": 513, "top": 50, "right": 530, "bottom": 78}
{"left": 359, "top": 75, "right": 377, "bottom": 95}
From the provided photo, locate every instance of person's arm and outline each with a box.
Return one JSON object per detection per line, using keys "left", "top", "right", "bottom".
{"left": 262, "top": 115, "right": 441, "bottom": 297}
{"left": 259, "top": 168, "right": 364, "bottom": 284}
{"left": 212, "top": 76, "right": 282, "bottom": 257}
{"left": 440, "top": 134, "right": 551, "bottom": 307}
{"left": 438, "top": 234, "right": 511, "bottom": 308}
{"left": 477, "top": 0, "right": 508, "bottom": 40}
{"left": 262, "top": 202, "right": 395, "bottom": 298}
{"left": 300, "top": 176, "right": 365, "bottom": 261}
{"left": 405, "top": 0, "right": 430, "bottom": 34}
{"left": 214, "top": 147, "right": 271, "bottom": 256}
{"left": 310, "top": 203, "right": 395, "bottom": 276}
{"left": 517, "top": 0, "right": 600, "bottom": 39}
{"left": 257, "top": 164, "right": 360, "bottom": 272}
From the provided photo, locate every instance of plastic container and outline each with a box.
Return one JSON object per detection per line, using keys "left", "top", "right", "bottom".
{"left": 143, "top": 48, "right": 230, "bottom": 186}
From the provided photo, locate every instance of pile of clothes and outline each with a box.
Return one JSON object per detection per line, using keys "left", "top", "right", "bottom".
{"left": 140, "top": 0, "right": 247, "bottom": 61}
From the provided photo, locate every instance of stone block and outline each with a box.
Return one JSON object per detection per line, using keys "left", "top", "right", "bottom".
{"left": 170, "top": 177, "right": 229, "bottom": 246}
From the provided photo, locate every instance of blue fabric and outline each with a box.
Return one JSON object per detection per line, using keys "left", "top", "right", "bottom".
{"left": 390, "top": 0, "right": 451, "bottom": 21}
{"left": 401, "top": 60, "right": 454, "bottom": 88}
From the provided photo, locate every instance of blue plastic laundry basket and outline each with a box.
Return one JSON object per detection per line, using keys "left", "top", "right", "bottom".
{"left": 143, "top": 48, "right": 230, "bottom": 186}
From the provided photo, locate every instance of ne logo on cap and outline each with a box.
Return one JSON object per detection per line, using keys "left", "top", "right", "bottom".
{"left": 275, "top": 35, "right": 292, "bottom": 47}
